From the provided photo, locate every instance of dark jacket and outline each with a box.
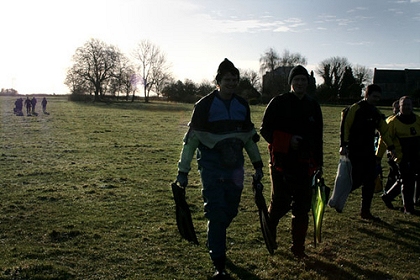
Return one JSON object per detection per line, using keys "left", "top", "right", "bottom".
{"left": 260, "top": 92, "right": 323, "bottom": 171}
{"left": 342, "top": 100, "right": 392, "bottom": 157}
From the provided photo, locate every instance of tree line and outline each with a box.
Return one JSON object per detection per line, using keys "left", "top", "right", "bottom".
{"left": 259, "top": 48, "right": 372, "bottom": 102}
{"left": 65, "top": 38, "right": 169, "bottom": 103}
{"left": 0, "top": 88, "right": 19, "bottom": 96}
{"left": 64, "top": 38, "right": 373, "bottom": 103}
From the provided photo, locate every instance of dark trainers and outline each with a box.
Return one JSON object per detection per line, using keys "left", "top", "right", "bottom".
{"left": 381, "top": 194, "right": 394, "bottom": 209}
{"left": 212, "top": 256, "right": 228, "bottom": 279}
{"left": 291, "top": 246, "right": 308, "bottom": 259}
{"left": 403, "top": 207, "right": 416, "bottom": 215}
{"left": 212, "top": 269, "right": 229, "bottom": 279}
{"left": 360, "top": 211, "right": 381, "bottom": 221}
{"left": 293, "top": 251, "right": 308, "bottom": 259}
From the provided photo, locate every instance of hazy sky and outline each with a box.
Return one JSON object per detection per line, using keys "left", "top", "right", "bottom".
{"left": 1, "top": 0, "right": 419, "bottom": 95}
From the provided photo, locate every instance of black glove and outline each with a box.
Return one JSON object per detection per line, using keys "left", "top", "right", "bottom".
{"left": 176, "top": 171, "right": 188, "bottom": 187}
{"left": 315, "top": 167, "right": 323, "bottom": 178}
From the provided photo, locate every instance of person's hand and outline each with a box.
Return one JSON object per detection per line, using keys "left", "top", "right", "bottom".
{"left": 389, "top": 149, "right": 397, "bottom": 160}
{"left": 176, "top": 172, "right": 188, "bottom": 187}
{"left": 316, "top": 166, "right": 323, "bottom": 177}
{"left": 291, "top": 135, "right": 303, "bottom": 150}
{"left": 339, "top": 146, "right": 348, "bottom": 156}
{"left": 254, "top": 167, "right": 263, "bottom": 182}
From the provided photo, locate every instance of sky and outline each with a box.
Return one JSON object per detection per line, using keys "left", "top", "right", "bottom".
{"left": 1, "top": 0, "right": 419, "bottom": 95}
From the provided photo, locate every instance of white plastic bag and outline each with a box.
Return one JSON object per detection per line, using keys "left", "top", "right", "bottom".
{"left": 328, "top": 155, "right": 353, "bottom": 213}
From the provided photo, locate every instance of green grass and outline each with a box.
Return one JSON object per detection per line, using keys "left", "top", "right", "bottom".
{"left": 0, "top": 96, "right": 419, "bottom": 280}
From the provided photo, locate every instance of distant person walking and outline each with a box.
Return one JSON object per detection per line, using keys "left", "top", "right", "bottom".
{"left": 14, "top": 98, "right": 23, "bottom": 115}
{"left": 42, "top": 97, "right": 48, "bottom": 113}
{"left": 31, "top": 97, "right": 37, "bottom": 113}
{"left": 24, "top": 96, "right": 32, "bottom": 115}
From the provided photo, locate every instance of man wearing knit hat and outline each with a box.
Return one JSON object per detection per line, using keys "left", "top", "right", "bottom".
{"left": 176, "top": 58, "right": 263, "bottom": 278}
{"left": 260, "top": 65, "right": 323, "bottom": 258}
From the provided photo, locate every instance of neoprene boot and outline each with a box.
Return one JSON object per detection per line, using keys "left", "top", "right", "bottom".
{"left": 212, "top": 255, "right": 228, "bottom": 279}
{"left": 361, "top": 186, "right": 381, "bottom": 220}
{"left": 381, "top": 181, "right": 401, "bottom": 209}
{"left": 402, "top": 183, "right": 415, "bottom": 214}
{"left": 414, "top": 177, "right": 420, "bottom": 206}
{"left": 291, "top": 215, "right": 308, "bottom": 258}
{"left": 267, "top": 213, "right": 278, "bottom": 249}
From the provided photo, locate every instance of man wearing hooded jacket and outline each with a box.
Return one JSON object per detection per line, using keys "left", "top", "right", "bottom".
{"left": 260, "top": 65, "right": 323, "bottom": 258}
{"left": 176, "top": 58, "right": 263, "bottom": 278}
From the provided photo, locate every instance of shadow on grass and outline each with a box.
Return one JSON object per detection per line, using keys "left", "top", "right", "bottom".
{"left": 304, "top": 256, "right": 392, "bottom": 280}
{"left": 304, "top": 257, "right": 356, "bottom": 279}
{"left": 357, "top": 218, "right": 420, "bottom": 253}
{"left": 224, "top": 258, "right": 261, "bottom": 280}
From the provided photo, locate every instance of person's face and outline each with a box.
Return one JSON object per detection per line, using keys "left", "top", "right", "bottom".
{"left": 366, "top": 91, "right": 381, "bottom": 105}
{"left": 218, "top": 72, "right": 239, "bottom": 98}
{"left": 399, "top": 98, "right": 413, "bottom": 115}
{"left": 393, "top": 102, "right": 400, "bottom": 114}
{"left": 291, "top": 74, "right": 308, "bottom": 96}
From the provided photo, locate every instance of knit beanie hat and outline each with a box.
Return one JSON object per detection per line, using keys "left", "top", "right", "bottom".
{"left": 216, "top": 58, "right": 239, "bottom": 83}
{"left": 288, "top": 65, "right": 309, "bottom": 85}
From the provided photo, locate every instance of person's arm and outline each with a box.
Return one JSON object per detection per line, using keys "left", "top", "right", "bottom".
{"left": 315, "top": 104, "right": 324, "bottom": 167}
{"left": 244, "top": 131, "right": 264, "bottom": 180}
{"left": 244, "top": 132, "right": 263, "bottom": 168}
{"left": 375, "top": 137, "right": 387, "bottom": 159}
{"left": 176, "top": 129, "right": 200, "bottom": 187}
{"left": 177, "top": 129, "right": 200, "bottom": 173}
{"left": 376, "top": 116, "right": 394, "bottom": 159}
{"left": 377, "top": 115, "right": 396, "bottom": 155}
{"left": 340, "top": 104, "right": 357, "bottom": 155}
{"left": 260, "top": 98, "right": 278, "bottom": 144}
{"left": 341, "top": 104, "right": 356, "bottom": 147}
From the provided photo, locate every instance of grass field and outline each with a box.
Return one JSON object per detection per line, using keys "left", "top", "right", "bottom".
{"left": 0, "top": 95, "right": 419, "bottom": 280}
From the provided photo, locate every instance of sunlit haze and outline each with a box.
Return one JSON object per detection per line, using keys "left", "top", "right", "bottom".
{"left": 1, "top": 0, "right": 419, "bottom": 95}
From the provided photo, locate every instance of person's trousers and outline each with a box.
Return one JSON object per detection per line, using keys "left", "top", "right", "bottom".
{"left": 200, "top": 167, "right": 244, "bottom": 261}
{"left": 383, "top": 161, "right": 419, "bottom": 212}
{"left": 399, "top": 162, "right": 417, "bottom": 212}
{"left": 385, "top": 159, "right": 400, "bottom": 191}
{"left": 349, "top": 154, "right": 376, "bottom": 213}
{"left": 267, "top": 166, "right": 311, "bottom": 253}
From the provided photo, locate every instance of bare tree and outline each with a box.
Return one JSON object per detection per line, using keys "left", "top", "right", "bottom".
{"left": 66, "top": 38, "right": 123, "bottom": 101}
{"left": 151, "top": 53, "right": 172, "bottom": 98}
{"left": 279, "top": 49, "right": 307, "bottom": 67}
{"left": 110, "top": 55, "right": 136, "bottom": 101}
{"left": 131, "top": 40, "right": 171, "bottom": 102}
{"left": 353, "top": 64, "right": 373, "bottom": 89}
{"left": 64, "top": 65, "right": 88, "bottom": 95}
{"left": 316, "top": 56, "right": 351, "bottom": 92}
{"left": 260, "top": 48, "right": 307, "bottom": 74}
{"left": 241, "top": 69, "right": 261, "bottom": 92}
{"left": 260, "top": 48, "right": 307, "bottom": 99}
{"left": 259, "top": 48, "right": 280, "bottom": 74}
